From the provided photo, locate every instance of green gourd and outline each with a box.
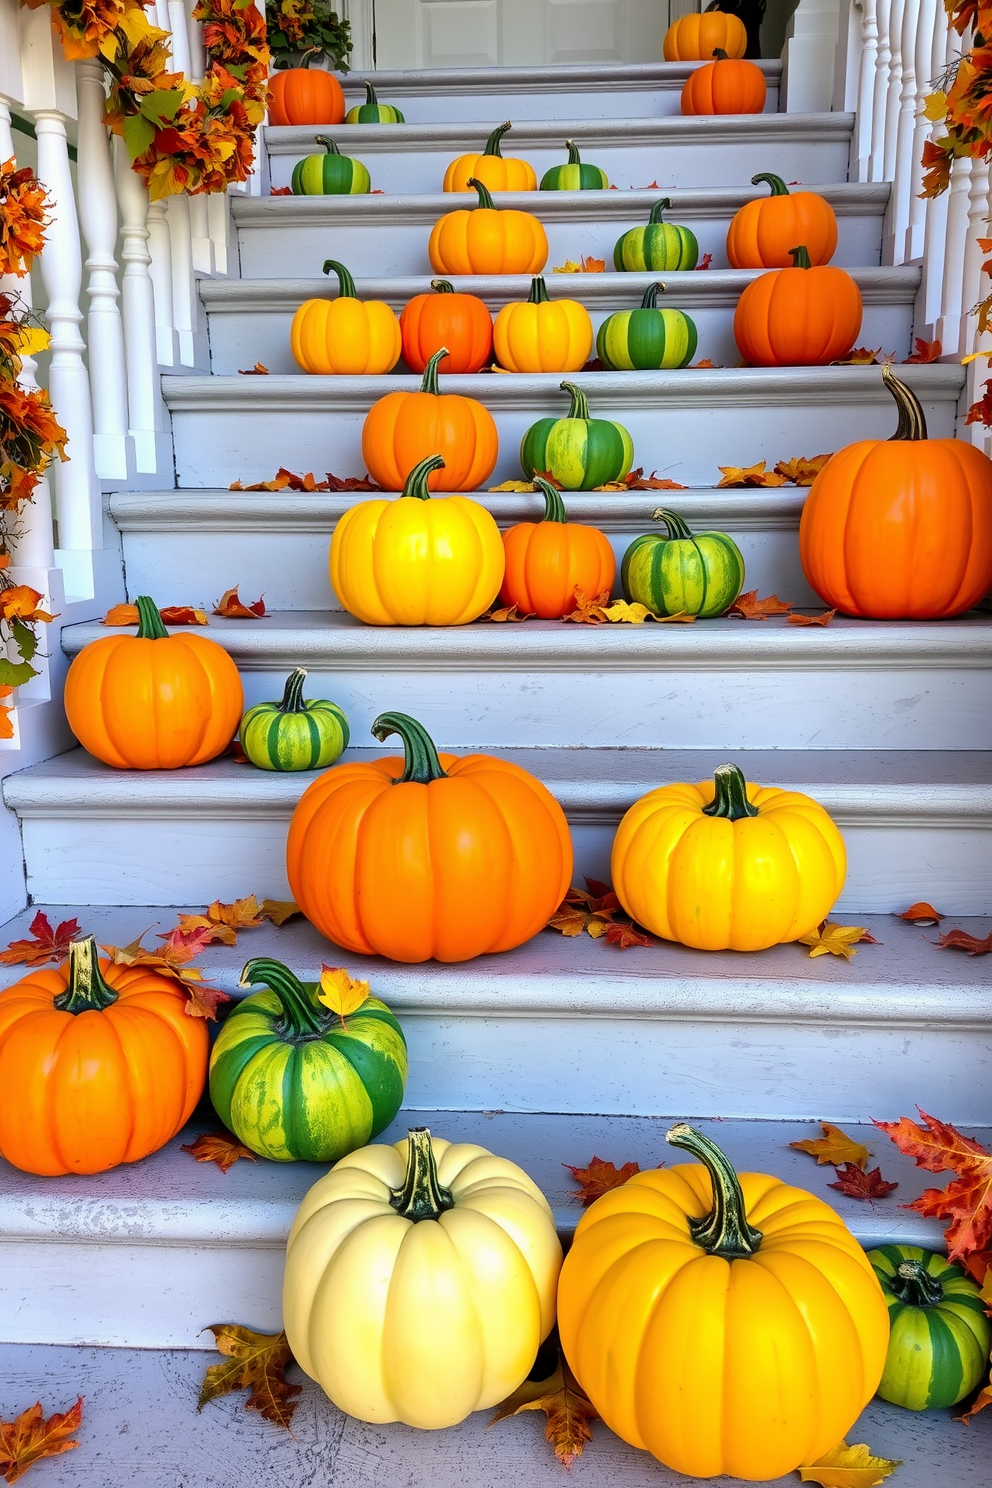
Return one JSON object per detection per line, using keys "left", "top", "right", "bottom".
{"left": 520, "top": 381, "right": 633, "bottom": 491}
{"left": 540, "top": 140, "right": 610, "bottom": 191}
{"left": 622, "top": 509, "right": 745, "bottom": 617}
{"left": 613, "top": 198, "right": 699, "bottom": 271}
{"left": 209, "top": 957, "right": 407, "bottom": 1163}
{"left": 291, "top": 136, "right": 371, "bottom": 195}
{"left": 597, "top": 283, "right": 698, "bottom": 370}
{"left": 239, "top": 668, "right": 349, "bottom": 772}
{"left": 345, "top": 81, "right": 405, "bottom": 124}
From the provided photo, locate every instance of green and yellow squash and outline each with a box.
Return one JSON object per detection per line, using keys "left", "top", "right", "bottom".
{"left": 291, "top": 136, "right": 371, "bottom": 195}
{"left": 613, "top": 199, "right": 699, "bottom": 272}
{"left": 345, "top": 81, "right": 405, "bottom": 124}
{"left": 520, "top": 381, "right": 633, "bottom": 491}
{"left": 867, "top": 1246, "right": 992, "bottom": 1411}
{"left": 209, "top": 957, "right": 407, "bottom": 1163}
{"left": 597, "top": 283, "right": 698, "bottom": 370}
{"left": 540, "top": 140, "right": 610, "bottom": 191}
{"left": 622, "top": 509, "right": 745, "bottom": 617}
{"left": 239, "top": 668, "right": 349, "bottom": 772}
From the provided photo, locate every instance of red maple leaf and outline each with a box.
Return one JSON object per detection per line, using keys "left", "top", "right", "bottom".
{"left": 827, "top": 1163, "right": 899, "bottom": 1201}
{"left": 876, "top": 1109, "right": 992, "bottom": 1264}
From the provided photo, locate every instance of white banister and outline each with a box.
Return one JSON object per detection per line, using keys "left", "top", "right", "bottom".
{"left": 147, "top": 200, "right": 179, "bottom": 367}
{"left": 854, "top": 0, "right": 879, "bottom": 179}
{"left": 166, "top": 194, "right": 203, "bottom": 367}
{"left": 113, "top": 137, "right": 164, "bottom": 473}
{"left": 934, "top": 155, "right": 973, "bottom": 356}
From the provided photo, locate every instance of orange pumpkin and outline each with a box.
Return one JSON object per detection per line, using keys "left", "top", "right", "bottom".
{"left": 800, "top": 365, "right": 992, "bottom": 618}
{"left": 500, "top": 477, "right": 616, "bottom": 618}
{"left": 0, "top": 936, "right": 208, "bottom": 1176}
{"left": 443, "top": 121, "right": 537, "bottom": 194}
{"left": 400, "top": 279, "right": 494, "bottom": 375}
{"left": 64, "top": 596, "right": 244, "bottom": 769}
{"left": 664, "top": 4, "right": 747, "bottom": 60}
{"left": 286, "top": 711, "right": 573, "bottom": 963}
{"left": 492, "top": 276, "right": 593, "bottom": 373}
{"left": 429, "top": 178, "right": 548, "bottom": 277}
{"left": 681, "top": 49, "right": 767, "bottom": 115}
{"left": 727, "top": 172, "right": 838, "bottom": 268}
{"left": 361, "top": 347, "right": 499, "bottom": 491}
{"left": 734, "top": 246, "right": 862, "bottom": 366}
{"left": 268, "top": 69, "right": 345, "bottom": 128}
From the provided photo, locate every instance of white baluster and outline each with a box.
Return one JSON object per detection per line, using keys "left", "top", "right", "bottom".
{"left": 883, "top": 0, "right": 917, "bottom": 263}
{"left": 166, "top": 194, "right": 203, "bottom": 367}
{"left": 869, "top": 0, "right": 892, "bottom": 179}
{"left": 903, "top": 0, "right": 940, "bottom": 262}
{"left": 146, "top": 200, "right": 178, "bottom": 366}
{"left": 167, "top": 0, "right": 194, "bottom": 72}
{"left": 854, "top": 0, "right": 878, "bottom": 181}
{"left": 188, "top": 194, "right": 213, "bottom": 274}
{"left": 113, "top": 137, "right": 164, "bottom": 474}
{"left": 185, "top": 0, "right": 207, "bottom": 79}
{"left": 208, "top": 191, "right": 230, "bottom": 277}
{"left": 961, "top": 159, "right": 991, "bottom": 356}
{"left": 934, "top": 154, "right": 973, "bottom": 356}
{"left": 881, "top": 0, "right": 906, "bottom": 184}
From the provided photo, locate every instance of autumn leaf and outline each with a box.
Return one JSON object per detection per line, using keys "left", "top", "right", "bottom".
{"left": 0, "top": 910, "right": 80, "bottom": 967}
{"left": 101, "top": 933, "right": 231, "bottom": 1020}
{"left": 317, "top": 966, "right": 370, "bottom": 1026}
{"left": 897, "top": 901, "right": 943, "bottom": 925}
{"left": 0, "top": 690, "right": 13, "bottom": 742}
{"left": 828, "top": 1163, "right": 899, "bottom": 1201}
{"left": 629, "top": 471, "right": 687, "bottom": 490}
{"left": 933, "top": 927, "right": 992, "bottom": 955}
{"left": 551, "top": 256, "right": 604, "bottom": 273}
{"left": 903, "top": 337, "right": 942, "bottom": 363}
{"left": 799, "top": 1440, "right": 900, "bottom": 1486}
{"left": 101, "top": 603, "right": 208, "bottom": 626}
{"left": 0, "top": 1397, "right": 83, "bottom": 1484}
{"left": 788, "top": 609, "right": 837, "bottom": 626}
{"left": 835, "top": 347, "right": 895, "bottom": 366}
{"left": 692, "top": 358, "right": 717, "bottom": 368}
{"left": 489, "top": 1348, "right": 598, "bottom": 1468}
{"left": 774, "top": 454, "right": 833, "bottom": 485}
{"left": 876, "top": 1109, "right": 992, "bottom": 1265}
{"left": 214, "top": 586, "right": 266, "bottom": 619}
{"left": 488, "top": 480, "right": 537, "bottom": 493}
{"left": 486, "top": 604, "right": 534, "bottom": 622}
{"left": 603, "top": 920, "right": 654, "bottom": 948}
{"left": 565, "top": 1154, "right": 641, "bottom": 1204}
{"left": 259, "top": 900, "right": 301, "bottom": 926}
{"left": 790, "top": 1122, "right": 870, "bottom": 1170}
{"left": 173, "top": 894, "right": 295, "bottom": 947}
{"left": 717, "top": 461, "right": 788, "bottom": 489}
{"left": 959, "top": 1376, "right": 992, "bottom": 1421}
{"left": 563, "top": 588, "right": 612, "bottom": 624}
{"left": 0, "top": 586, "right": 54, "bottom": 624}
{"left": 546, "top": 901, "right": 612, "bottom": 939}
{"left": 198, "top": 1326, "right": 300, "bottom": 1430}
{"left": 237, "top": 362, "right": 269, "bottom": 374}
{"left": 182, "top": 1131, "right": 258, "bottom": 1173}
{"left": 696, "top": 252, "right": 713, "bottom": 270}
{"left": 269, "top": 185, "right": 292, "bottom": 196}
{"left": 603, "top": 600, "right": 656, "bottom": 624}
{"left": 727, "top": 590, "right": 794, "bottom": 619}
{"left": 591, "top": 480, "right": 631, "bottom": 492}
{"left": 798, "top": 922, "right": 878, "bottom": 960}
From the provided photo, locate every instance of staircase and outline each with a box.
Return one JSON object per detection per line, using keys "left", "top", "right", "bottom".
{"left": 0, "top": 60, "right": 990, "bottom": 1486}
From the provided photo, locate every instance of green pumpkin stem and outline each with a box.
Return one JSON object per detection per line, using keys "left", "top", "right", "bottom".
{"left": 528, "top": 276, "right": 550, "bottom": 304}
{"left": 431, "top": 279, "right": 455, "bottom": 295}
{"left": 752, "top": 172, "right": 789, "bottom": 197}
{"left": 419, "top": 347, "right": 448, "bottom": 396}
{"left": 648, "top": 198, "right": 671, "bottom": 224}
{"left": 640, "top": 282, "right": 664, "bottom": 310}
{"left": 666, "top": 1123, "right": 763, "bottom": 1259}
{"left": 240, "top": 956, "right": 325, "bottom": 1038}
{"left": 652, "top": 507, "right": 694, "bottom": 541}
{"left": 565, "top": 140, "right": 582, "bottom": 165}
{"left": 363, "top": 81, "right": 378, "bottom": 105}
{"left": 135, "top": 596, "right": 169, "bottom": 640}
{"left": 702, "top": 763, "right": 759, "bottom": 820}
{"left": 534, "top": 476, "right": 567, "bottom": 523}
{"left": 402, "top": 452, "right": 445, "bottom": 499}
{"left": 892, "top": 1259, "right": 945, "bottom": 1307}
{"left": 484, "top": 121, "right": 513, "bottom": 157}
{"left": 712, "top": 47, "right": 729, "bottom": 60}
{"left": 390, "top": 1127, "right": 456, "bottom": 1221}
{"left": 560, "top": 380, "right": 591, "bottom": 421}
{"left": 278, "top": 668, "right": 308, "bottom": 714}
{"left": 315, "top": 136, "right": 342, "bottom": 155}
{"left": 882, "top": 363, "right": 928, "bottom": 441}
{"left": 54, "top": 937, "right": 119, "bottom": 1014}
{"left": 467, "top": 177, "right": 497, "bottom": 210}
{"left": 788, "top": 245, "right": 812, "bottom": 270}
{"left": 371, "top": 712, "right": 448, "bottom": 784}
{"left": 321, "top": 258, "right": 358, "bottom": 298}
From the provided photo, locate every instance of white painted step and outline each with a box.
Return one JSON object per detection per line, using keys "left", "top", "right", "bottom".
{"left": 264, "top": 113, "right": 853, "bottom": 193}
{"left": 7, "top": 748, "right": 991, "bottom": 910}
{"left": 202, "top": 268, "right": 918, "bottom": 375}
{"left": 162, "top": 365, "right": 966, "bottom": 490}
{"left": 233, "top": 183, "right": 889, "bottom": 277}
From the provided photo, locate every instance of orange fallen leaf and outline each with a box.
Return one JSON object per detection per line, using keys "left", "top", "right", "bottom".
{"left": 835, "top": 347, "right": 895, "bottom": 366}
{"left": 229, "top": 469, "right": 381, "bottom": 493}
{"left": 546, "top": 901, "right": 612, "bottom": 939}
{"left": 489, "top": 1349, "right": 598, "bottom": 1469}
{"left": 695, "top": 253, "right": 713, "bottom": 270}
{"left": 237, "top": 362, "right": 269, "bottom": 375}
{"left": 198, "top": 1326, "right": 300, "bottom": 1430}
{"left": 0, "top": 695, "right": 12, "bottom": 742}
{"left": 727, "top": 589, "right": 794, "bottom": 619}
{"left": 101, "top": 603, "right": 208, "bottom": 626}
{"left": 630, "top": 471, "right": 687, "bottom": 490}
{"left": 634, "top": 180, "right": 660, "bottom": 189}
{"left": 897, "top": 900, "right": 943, "bottom": 925}
{"left": 799, "top": 1440, "right": 900, "bottom": 1485}
{"left": 0, "top": 910, "right": 80, "bottom": 967}
{"left": 213, "top": 586, "right": 266, "bottom": 619}
{"left": 552, "top": 256, "right": 605, "bottom": 274}
{"left": 269, "top": 186, "right": 292, "bottom": 196}
{"left": 959, "top": 1376, "right": 992, "bottom": 1421}
{"left": 933, "top": 927, "right": 992, "bottom": 955}
{"left": 0, "top": 1397, "right": 83, "bottom": 1484}
{"left": 101, "top": 933, "right": 231, "bottom": 1020}
{"left": 788, "top": 609, "right": 837, "bottom": 626}
{"left": 259, "top": 899, "right": 301, "bottom": 926}
{"left": 903, "top": 336, "right": 942, "bottom": 363}
{"left": 563, "top": 588, "right": 612, "bottom": 624}
{"left": 798, "top": 922, "right": 879, "bottom": 960}
{"left": 774, "top": 454, "right": 833, "bottom": 485}
{"left": 828, "top": 1164, "right": 899, "bottom": 1201}
{"left": 692, "top": 358, "right": 718, "bottom": 368}
{"left": 173, "top": 895, "right": 297, "bottom": 947}
{"left": 875, "top": 1109, "right": 992, "bottom": 1268}
{"left": 486, "top": 604, "right": 533, "bottom": 622}
{"left": 603, "top": 919, "right": 653, "bottom": 948}
{"left": 564, "top": 1155, "right": 641, "bottom": 1205}
{"left": 182, "top": 1131, "right": 258, "bottom": 1173}
{"left": 791, "top": 1122, "right": 870, "bottom": 1170}
{"left": 717, "top": 461, "right": 788, "bottom": 489}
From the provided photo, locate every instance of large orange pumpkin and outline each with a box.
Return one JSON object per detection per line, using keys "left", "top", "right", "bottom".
{"left": 681, "top": 50, "right": 767, "bottom": 115}
{"left": 268, "top": 69, "right": 345, "bottom": 128}
{"left": 286, "top": 711, "right": 573, "bottom": 963}
{"left": 361, "top": 347, "right": 499, "bottom": 491}
{"left": 0, "top": 936, "right": 208, "bottom": 1175}
{"left": 64, "top": 596, "right": 244, "bottom": 769}
{"left": 429, "top": 178, "right": 548, "bottom": 276}
{"left": 734, "top": 245, "right": 862, "bottom": 366}
{"left": 800, "top": 365, "right": 992, "bottom": 618}
{"left": 727, "top": 172, "right": 838, "bottom": 268}
{"left": 664, "top": 4, "right": 747, "bottom": 60}
{"left": 399, "top": 279, "right": 494, "bottom": 375}
{"left": 500, "top": 477, "right": 615, "bottom": 617}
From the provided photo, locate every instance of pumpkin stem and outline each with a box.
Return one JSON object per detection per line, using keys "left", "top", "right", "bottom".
{"left": 402, "top": 453, "right": 446, "bottom": 499}
{"left": 467, "top": 177, "right": 497, "bottom": 211}
{"left": 419, "top": 347, "right": 447, "bottom": 396}
{"left": 54, "top": 936, "right": 119, "bottom": 1014}
{"left": 560, "top": 380, "right": 591, "bottom": 421}
{"left": 640, "top": 282, "right": 663, "bottom": 310}
{"left": 278, "top": 668, "right": 308, "bottom": 714}
{"left": 882, "top": 363, "right": 928, "bottom": 441}
{"left": 239, "top": 956, "right": 326, "bottom": 1038}
{"left": 788, "top": 245, "right": 812, "bottom": 269}
{"left": 430, "top": 279, "right": 455, "bottom": 295}
{"left": 565, "top": 140, "right": 582, "bottom": 165}
{"left": 363, "top": 81, "right": 378, "bottom": 105}
{"left": 484, "top": 121, "right": 513, "bottom": 157}
{"left": 648, "top": 198, "right": 671, "bottom": 225}
{"left": 712, "top": 47, "right": 729, "bottom": 59}
{"left": 371, "top": 712, "right": 448, "bottom": 784}
{"left": 702, "top": 763, "right": 759, "bottom": 820}
{"left": 534, "top": 475, "right": 567, "bottom": 523}
{"left": 666, "top": 1123, "right": 763, "bottom": 1259}
{"left": 321, "top": 259, "right": 358, "bottom": 299}
{"left": 752, "top": 172, "right": 789, "bottom": 196}
{"left": 390, "top": 1127, "right": 456, "bottom": 1221}
{"left": 135, "top": 595, "right": 169, "bottom": 641}
{"left": 528, "top": 276, "right": 550, "bottom": 304}
{"left": 652, "top": 508, "right": 694, "bottom": 541}
{"left": 892, "top": 1259, "right": 945, "bottom": 1308}
{"left": 315, "top": 136, "right": 342, "bottom": 155}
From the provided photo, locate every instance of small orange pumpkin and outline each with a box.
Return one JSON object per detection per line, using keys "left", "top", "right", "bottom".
{"left": 733, "top": 245, "right": 862, "bottom": 366}
{"left": 269, "top": 69, "right": 345, "bottom": 128}
{"left": 500, "top": 477, "right": 616, "bottom": 618}
{"left": 400, "top": 279, "right": 494, "bottom": 375}
{"left": 443, "top": 121, "right": 537, "bottom": 194}
{"left": 664, "top": 4, "right": 747, "bottom": 60}
{"left": 492, "top": 276, "right": 593, "bottom": 373}
{"left": 429, "top": 178, "right": 548, "bottom": 277}
{"left": 361, "top": 347, "right": 499, "bottom": 491}
{"left": 727, "top": 172, "right": 838, "bottom": 268}
{"left": 681, "top": 49, "right": 767, "bottom": 116}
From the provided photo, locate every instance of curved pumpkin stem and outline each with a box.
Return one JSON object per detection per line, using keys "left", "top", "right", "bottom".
{"left": 418, "top": 347, "right": 448, "bottom": 396}
{"left": 402, "top": 453, "right": 446, "bottom": 499}
{"left": 467, "top": 177, "right": 498, "bottom": 210}
{"left": 391, "top": 1128, "right": 456, "bottom": 1221}
{"left": 534, "top": 476, "right": 567, "bottom": 523}
{"left": 315, "top": 136, "right": 343, "bottom": 155}
{"left": 648, "top": 198, "right": 671, "bottom": 225}
{"left": 640, "top": 282, "right": 664, "bottom": 310}
{"left": 363, "top": 81, "right": 379, "bottom": 106}
{"left": 278, "top": 667, "right": 308, "bottom": 714}
{"left": 788, "top": 245, "right": 812, "bottom": 269}
{"left": 321, "top": 259, "right": 358, "bottom": 299}
{"left": 430, "top": 279, "right": 455, "bottom": 295}
{"left": 882, "top": 363, "right": 928, "bottom": 441}
{"left": 712, "top": 47, "right": 729, "bottom": 60}
{"left": 752, "top": 172, "right": 789, "bottom": 196}
{"left": 240, "top": 956, "right": 325, "bottom": 1038}
{"left": 135, "top": 596, "right": 169, "bottom": 640}
{"left": 483, "top": 121, "right": 513, "bottom": 157}
{"left": 54, "top": 936, "right": 119, "bottom": 1014}
{"left": 892, "top": 1259, "right": 944, "bottom": 1307}
{"left": 560, "top": 380, "right": 591, "bottom": 420}
{"left": 528, "top": 276, "right": 550, "bottom": 304}
{"left": 652, "top": 508, "right": 694, "bottom": 541}
{"left": 702, "top": 762, "right": 759, "bottom": 820}
{"left": 371, "top": 711, "right": 449, "bottom": 784}
{"left": 666, "top": 1122, "right": 763, "bottom": 1259}
{"left": 565, "top": 140, "right": 582, "bottom": 165}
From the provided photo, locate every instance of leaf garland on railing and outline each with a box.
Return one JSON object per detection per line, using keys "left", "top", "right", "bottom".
{"left": 919, "top": 0, "right": 992, "bottom": 199}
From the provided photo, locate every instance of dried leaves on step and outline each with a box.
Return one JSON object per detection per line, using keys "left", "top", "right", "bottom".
{"left": 897, "top": 901, "right": 943, "bottom": 925}
{"left": 102, "top": 603, "right": 208, "bottom": 626}
{"left": 933, "top": 927, "right": 992, "bottom": 955}
{"left": 876, "top": 1109, "right": 992, "bottom": 1271}
{"left": 602, "top": 600, "right": 655, "bottom": 624}
{"left": 100, "top": 933, "right": 230, "bottom": 1020}
{"left": 774, "top": 454, "right": 833, "bottom": 485}
{"left": 798, "top": 922, "right": 879, "bottom": 960}
{"left": 788, "top": 609, "right": 837, "bottom": 626}
{"left": 485, "top": 604, "right": 533, "bottom": 622}
{"left": 717, "top": 460, "right": 788, "bottom": 489}
{"left": 563, "top": 588, "right": 611, "bottom": 624}
{"left": 0, "top": 1397, "right": 83, "bottom": 1484}
{"left": 628, "top": 470, "right": 686, "bottom": 490}
{"left": 546, "top": 880, "right": 653, "bottom": 949}
{"left": 602, "top": 919, "right": 654, "bottom": 947}
{"left": 198, "top": 1326, "right": 300, "bottom": 1430}
{"left": 317, "top": 966, "right": 370, "bottom": 1026}
{"left": 488, "top": 480, "right": 538, "bottom": 492}
{"left": 174, "top": 895, "right": 300, "bottom": 947}
{"left": 835, "top": 347, "right": 895, "bottom": 366}
{"left": 692, "top": 357, "right": 718, "bottom": 368}
{"left": 799, "top": 1440, "right": 900, "bottom": 1486}
{"left": 790, "top": 1121, "right": 870, "bottom": 1171}
{"left": 213, "top": 586, "right": 266, "bottom": 619}
{"left": 0, "top": 910, "right": 80, "bottom": 967}
{"left": 230, "top": 469, "right": 381, "bottom": 493}
{"left": 903, "top": 337, "right": 942, "bottom": 363}
{"left": 182, "top": 1131, "right": 258, "bottom": 1174}
{"left": 727, "top": 590, "right": 794, "bottom": 620}
{"left": 489, "top": 1349, "right": 598, "bottom": 1469}
{"left": 552, "top": 256, "right": 605, "bottom": 273}
{"left": 828, "top": 1164, "right": 899, "bottom": 1201}
{"left": 696, "top": 253, "right": 713, "bottom": 270}
{"left": 565, "top": 1155, "right": 642, "bottom": 1205}
{"left": 237, "top": 363, "right": 269, "bottom": 375}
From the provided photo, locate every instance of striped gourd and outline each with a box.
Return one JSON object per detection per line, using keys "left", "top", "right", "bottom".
{"left": 239, "top": 668, "right": 349, "bottom": 772}
{"left": 868, "top": 1246, "right": 992, "bottom": 1410}
{"left": 520, "top": 381, "right": 633, "bottom": 491}
{"left": 291, "top": 136, "right": 371, "bottom": 195}
{"left": 209, "top": 958, "right": 408, "bottom": 1163}
{"left": 345, "top": 81, "right": 405, "bottom": 124}
{"left": 540, "top": 140, "right": 610, "bottom": 191}
{"left": 613, "top": 199, "right": 699, "bottom": 272}
{"left": 622, "top": 509, "right": 745, "bottom": 617}
{"left": 597, "top": 283, "right": 698, "bottom": 370}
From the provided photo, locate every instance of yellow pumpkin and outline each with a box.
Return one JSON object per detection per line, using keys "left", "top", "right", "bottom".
{"left": 329, "top": 453, "right": 504, "bottom": 625}
{"left": 283, "top": 1126, "right": 563, "bottom": 1428}
{"left": 290, "top": 259, "right": 401, "bottom": 375}
{"left": 611, "top": 762, "right": 846, "bottom": 950}
{"left": 558, "top": 1122, "right": 890, "bottom": 1480}
{"left": 492, "top": 275, "right": 593, "bottom": 372}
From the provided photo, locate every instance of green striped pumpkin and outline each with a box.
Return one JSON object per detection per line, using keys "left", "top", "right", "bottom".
{"left": 540, "top": 140, "right": 610, "bottom": 191}
{"left": 613, "top": 199, "right": 699, "bottom": 272}
{"left": 521, "top": 381, "right": 633, "bottom": 491}
{"left": 209, "top": 957, "right": 407, "bottom": 1163}
{"left": 622, "top": 509, "right": 745, "bottom": 617}
{"left": 291, "top": 136, "right": 371, "bottom": 195}
{"left": 239, "top": 668, "right": 349, "bottom": 772}
{"left": 597, "top": 283, "right": 698, "bottom": 370}
{"left": 868, "top": 1246, "right": 992, "bottom": 1410}
{"left": 345, "top": 81, "right": 405, "bottom": 124}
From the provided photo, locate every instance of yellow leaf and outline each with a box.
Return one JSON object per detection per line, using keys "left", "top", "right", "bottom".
{"left": 717, "top": 461, "right": 789, "bottom": 488}
{"left": 922, "top": 90, "right": 947, "bottom": 121}
{"left": 198, "top": 1326, "right": 300, "bottom": 1430}
{"left": 552, "top": 259, "right": 582, "bottom": 274}
{"left": 317, "top": 966, "right": 370, "bottom": 1024}
{"left": 603, "top": 600, "right": 656, "bottom": 624}
{"left": 790, "top": 1122, "right": 871, "bottom": 1171}
{"left": 800, "top": 1441, "right": 900, "bottom": 1486}
{"left": 488, "top": 480, "right": 536, "bottom": 492}
{"left": 797, "top": 922, "right": 873, "bottom": 961}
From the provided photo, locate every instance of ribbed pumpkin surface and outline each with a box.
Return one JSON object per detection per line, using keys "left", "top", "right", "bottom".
{"left": 868, "top": 1246, "right": 992, "bottom": 1410}
{"left": 292, "top": 147, "right": 370, "bottom": 195}
{"left": 240, "top": 673, "right": 349, "bottom": 771}
{"left": 597, "top": 303, "right": 697, "bottom": 370}
{"left": 613, "top": 215, "right": 698, "bottom": 272}
{"left": 622, "top": 515, "right": 744, "bottom": 616}
{"left": 520, "top": 382, "right": 633, "bottom": 490}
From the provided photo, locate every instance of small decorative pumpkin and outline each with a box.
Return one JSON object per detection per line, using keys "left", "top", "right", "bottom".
{"left": 239, "top": 668, "right": 349, "bottom": 772}
{"left": 345, "top": 81, "right": 405, "bottom": 124}
{"left": 613, "top": 198, "right": 699, "bottom": 272}
{"left": 268, "top": 69, "right": 345, "bottom": 128}
{"left": 611, "top": 762, "right": 847, "bottom": 951}
{"left": 799, "top": 365, "right": 992, "bottom": 617}
{"left": 443, "top": 120, "right": 537, "bottom": 194}
{"left": 500, "top": 477, "right": 616, "bottom": 618}
{"left": 361, "top": 348, "right": 499, "bottom": 490}
{"left": 867, "top": 1245, "right": 992, "bottom": 1411}
{"left": 493, "top": 276, "right": 593, "bottom": 373}
{"left": 291, "top": 259, "right": 402, "bottom": 375}
{"left": 734, "top": 245, "right": 862, "bottom": 366}
{"left": 291, "top": 136, "right": 371, "bottom": 196}
{"left": 540, "top": 139, "right": 610, "bottom": 192}
{"left": 330, "top": 455, "right": 505, "bottom": 626}
{"left": 287, "top": 711, "right": 573, "bottom": 962}
{"left": 283, "top": 1126, "right": 563, "bottom": 1426}
{"left": 558, "top": 1122, "right": 889, "bottom": 1480}
{"left": 209, "top": 957, "right": 407, "bottom": 1163}
{"left": 681, "top": 49, "right": 767, "bottom": 116}
{"left": 0, "top": 936, "right": 208, "bottom": 1176}
{"left": 429, "top": 177, "right": 548, "bottom": 276}
{"left": 520, "top": 380, "right": 633, "bottom": 491}
{"left": 64, "top": 595, "right": 243, "bottom": 770}
{"left": 727, "top": 172, "right": 838, "bottom": 269}
{"left": 663, "top": 3, "right": 747, "bottom": 60}
{"left": 622, "top": 508, "right": 744, "bottom": 616}
{"left": 597, "top": 283, "right": 697, "bottom": 370}
{"left": 400, "top": 279, "right": 494, "bottom": 375}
